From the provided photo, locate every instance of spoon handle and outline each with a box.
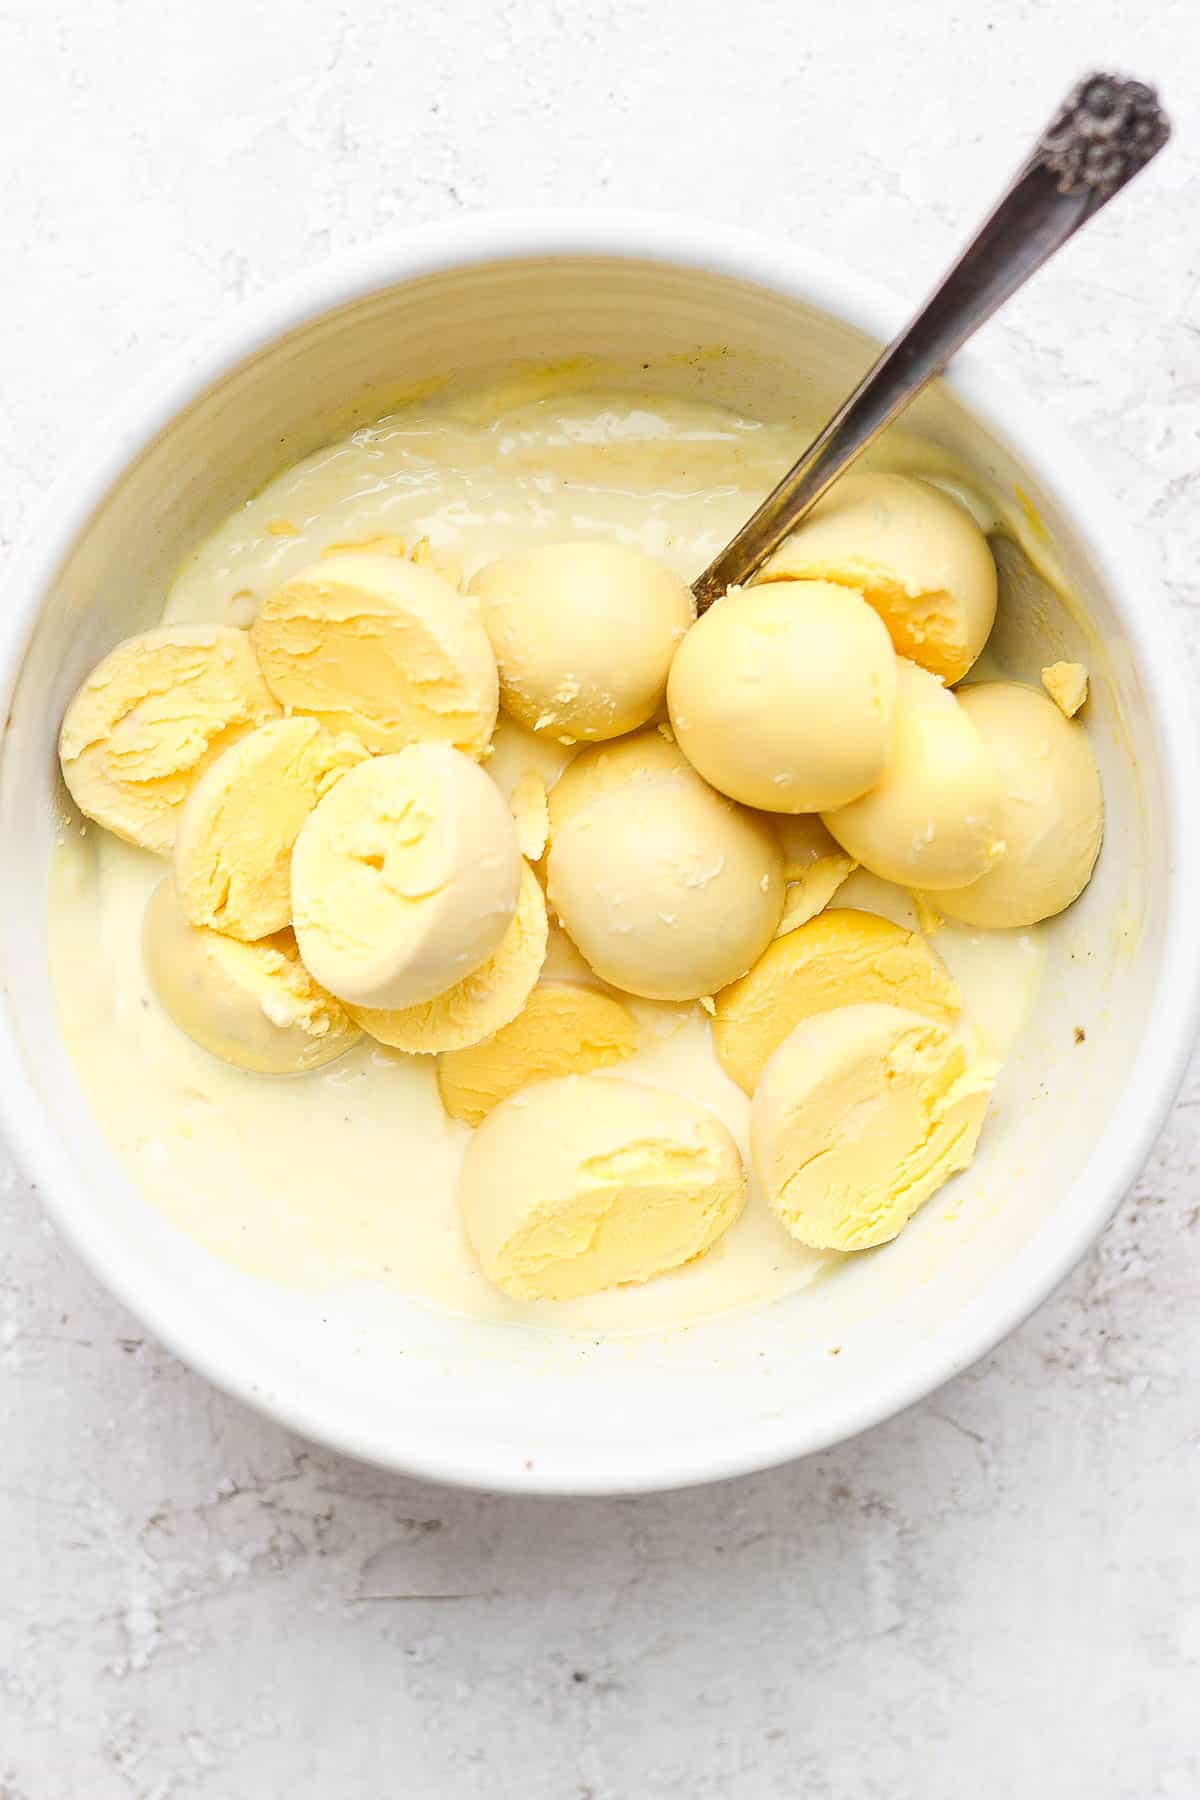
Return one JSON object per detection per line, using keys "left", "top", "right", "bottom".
{"left": 692, "top": 73, "right": 1170, "bottom": 613}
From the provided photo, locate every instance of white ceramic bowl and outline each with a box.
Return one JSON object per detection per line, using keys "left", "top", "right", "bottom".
{"left": 2, "top": 213, "right": 1198, "bottom": 1495}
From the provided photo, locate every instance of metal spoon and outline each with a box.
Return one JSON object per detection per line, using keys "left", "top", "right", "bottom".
{"left": 692, "top": 72, "right": 1170, "bottom": 613}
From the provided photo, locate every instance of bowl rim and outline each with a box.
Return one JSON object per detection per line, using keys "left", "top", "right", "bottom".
{"left": 2, "top": 208, "right": 1198, "bottom": 1496}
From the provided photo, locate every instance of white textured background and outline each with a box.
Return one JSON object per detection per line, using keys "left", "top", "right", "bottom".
{"left": 2, "top": 4, "right": 1199, "bottom": 1795}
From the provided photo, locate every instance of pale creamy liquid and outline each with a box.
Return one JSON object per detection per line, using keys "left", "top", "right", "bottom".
{"left": 48, "top": 386, "right": 1045, "bottom": 1333}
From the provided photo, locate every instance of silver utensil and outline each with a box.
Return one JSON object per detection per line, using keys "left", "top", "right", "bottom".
{"left": 692, "top": 72, "right": 1170, "bottom": 613}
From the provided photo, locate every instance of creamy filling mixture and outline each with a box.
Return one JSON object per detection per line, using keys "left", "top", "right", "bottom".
{"left": 48, "top": 386, "right": 1045, "bottom": 1333}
